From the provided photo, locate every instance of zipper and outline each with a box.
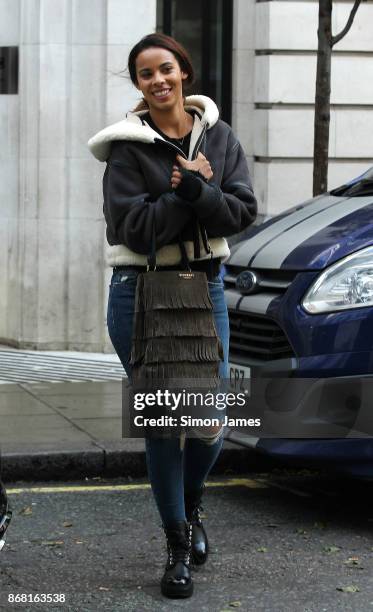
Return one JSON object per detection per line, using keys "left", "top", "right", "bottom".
{"left": 154, "top": 122, "right": 207, "bottom": 161}
{"left": 191, "top": 124, "right": 207, "bottom": 160}
{"left": 141, "top": 116, "right": 188, "bottom": 159}
{"left": 153, "top": 121, "right": 210, "bottom": 263}
{"left": 154, "top": 137, "right": 187, "bottom": 159}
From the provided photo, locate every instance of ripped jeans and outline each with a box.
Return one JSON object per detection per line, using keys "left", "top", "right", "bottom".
{"left": 107, "top": 266, "right": 229, "bottom": 527}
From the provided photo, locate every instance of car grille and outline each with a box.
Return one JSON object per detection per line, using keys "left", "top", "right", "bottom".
{"left": 224, "top": 265, "right": 297, "bottom": 294}
{"left": 224, "top": 265, "right": 298, "bottom": 363}
{"left": 228, "top": 311, "right": 295, "bottom": 362}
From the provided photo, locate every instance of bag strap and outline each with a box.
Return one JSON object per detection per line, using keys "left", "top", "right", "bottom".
{"left": 177, "top": 237, "right": 192, "bottom": 271}
{"left": 200, "top": 222, "right": 216, "bottom": 279}
{"left": 147, "top": 218, "right": 157, "bottom": 271}
{"left": 200, "top": 223, "right": 212, "bottom": 256}
{"left": 147, "top": 218, "right": 191, "bottom": 272}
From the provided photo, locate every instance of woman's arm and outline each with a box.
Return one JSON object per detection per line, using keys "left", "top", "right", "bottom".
{"left": 173, "top": 129, "right": 257, "bottom": 237}
{"left": 103, "top": 142, "right": 193, "bottom": 254}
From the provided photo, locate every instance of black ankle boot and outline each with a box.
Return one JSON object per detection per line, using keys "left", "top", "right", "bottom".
{"left": 185, "top": 486, "right": 209, "bottom": 566}
{"left": 161, "top": 521, "right": 193, "bottom": 599}
{"left": 0, "top": 481, "right": 12, "bottom": 552}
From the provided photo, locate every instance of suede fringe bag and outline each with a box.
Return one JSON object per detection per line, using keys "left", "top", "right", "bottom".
{"left": 129, "top": 226, "right": 224, "bottom": 387}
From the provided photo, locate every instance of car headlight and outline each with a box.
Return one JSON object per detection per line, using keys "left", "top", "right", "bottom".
{"left": 302, "top": 245, "right": 373, "bottom": 314}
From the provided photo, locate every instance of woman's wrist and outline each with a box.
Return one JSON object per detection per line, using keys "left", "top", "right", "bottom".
{"left": 175, "top": 169, "right": 205, "bottom": 201}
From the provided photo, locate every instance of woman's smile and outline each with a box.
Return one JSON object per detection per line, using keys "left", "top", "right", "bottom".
{"left": 135, "top": 47, "right": 187, "bottom": 112}
{"left": 152, "top": 87, "right": 172, "bottom": 101}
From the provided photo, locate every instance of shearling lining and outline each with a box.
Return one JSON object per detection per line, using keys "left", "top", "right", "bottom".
{"left": 88, "top": 95, "right": 219, "bottom": 162}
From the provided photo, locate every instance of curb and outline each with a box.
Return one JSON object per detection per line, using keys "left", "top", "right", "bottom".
{"left": 1, "top": 440, "right": 274, "bottom": 482}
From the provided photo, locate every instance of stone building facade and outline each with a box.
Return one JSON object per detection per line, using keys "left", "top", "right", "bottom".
{"left": 1, "top": 0, "right": 372, "bottom": 351}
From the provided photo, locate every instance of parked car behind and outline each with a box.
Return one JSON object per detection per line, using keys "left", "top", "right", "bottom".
{"left": 224, "top": 167, "right": 373, "bottom": 478}
{"left": 0, "top": 481, "right": 11, "bottom": 551}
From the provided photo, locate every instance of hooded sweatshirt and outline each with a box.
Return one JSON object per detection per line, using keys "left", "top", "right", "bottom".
{"left": 88, "top": 95, "right": 257, "bottom": 267}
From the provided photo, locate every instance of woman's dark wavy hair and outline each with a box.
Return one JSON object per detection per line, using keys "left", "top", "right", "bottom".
{"left": 128, "top": 33, "right": 195, "bottom": 88}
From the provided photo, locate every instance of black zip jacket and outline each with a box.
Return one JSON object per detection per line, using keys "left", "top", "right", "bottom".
{"left": 88, "top": 95, "right": 257, "bottom": 266}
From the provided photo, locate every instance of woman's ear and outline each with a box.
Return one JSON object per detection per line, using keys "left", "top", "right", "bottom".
{"left": 181, "top": 72, "right": 189, "bottom": 82}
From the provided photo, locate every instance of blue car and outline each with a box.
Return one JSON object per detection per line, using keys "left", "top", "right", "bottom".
{"left": 224, "top": 167, "right": 373, "bottom": 478}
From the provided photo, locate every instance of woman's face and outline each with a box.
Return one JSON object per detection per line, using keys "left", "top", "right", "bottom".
{"left": 135, "top": 47, "right": 188, "bottom": 112}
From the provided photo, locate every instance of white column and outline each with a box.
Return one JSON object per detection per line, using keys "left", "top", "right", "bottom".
{"left": 2, "top": 0, "right": 156, "bottom": 350}
{"left": 101, "top": 0, "right": 156, "bottom": 352}
{"left": 0, "top": 0, "right": 20, "bottom": 345}
{"left": 232, "top": 0, "right": 256, "bottom": 180}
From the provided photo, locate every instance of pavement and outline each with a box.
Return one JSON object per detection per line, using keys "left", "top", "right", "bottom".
{"left": 0, "top": 351, "right": 263, "bottom": 481}
{"left": 4, "top": 473, "right": 373, "bottom": 611}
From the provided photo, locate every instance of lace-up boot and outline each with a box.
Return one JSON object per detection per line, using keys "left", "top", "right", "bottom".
{"left": 161, "top": 520, "right": 193, "bottom": 598}
{"left": 185, "top": 486, "right": 208, "bottom": 565}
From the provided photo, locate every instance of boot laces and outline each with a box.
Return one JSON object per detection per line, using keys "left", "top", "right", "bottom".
{"left": 192, "top": 504, "right": 203, "bottom": 525}
{"left": 167, "top": 523, "right": 192, "bottom": 567}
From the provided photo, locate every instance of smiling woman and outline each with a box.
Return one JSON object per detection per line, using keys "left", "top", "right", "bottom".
{"left": 88, "top": 32, "right": 257, "bottom": 600}
{"left": 133, "top": 47, "right": 194, "bottom": 139}
{"left": 127, "top": 34, "right": 195, "bottom": 140}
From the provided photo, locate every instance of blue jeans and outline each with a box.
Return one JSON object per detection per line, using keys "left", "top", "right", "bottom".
{"left": 107, "top": 266, "right": 230, "bottom": 526}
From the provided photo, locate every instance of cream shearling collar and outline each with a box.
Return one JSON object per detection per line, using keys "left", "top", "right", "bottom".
{"left": 88, "top": 95, "right": 219, "bottom": 162}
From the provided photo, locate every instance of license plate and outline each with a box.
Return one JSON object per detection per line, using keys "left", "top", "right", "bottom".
{"left": 228, "top": 362, "right": 251, "bottom": 392}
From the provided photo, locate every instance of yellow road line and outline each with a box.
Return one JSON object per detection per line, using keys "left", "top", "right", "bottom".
{"left": 6, "top": 477, "right": 268, "bottom": 496}
{"left": 207, "top": 478, "right": 268, "bottom": 489}
{"left": 259, "top": 479, "right": 312, "bottom": 498}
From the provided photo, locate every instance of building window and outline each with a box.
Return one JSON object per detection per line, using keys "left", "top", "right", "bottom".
{"left": 0, "top": 47, "right": 18, "bottom": 94}
{"left": 157, "top": 0, "right": 232, "bottom": 124}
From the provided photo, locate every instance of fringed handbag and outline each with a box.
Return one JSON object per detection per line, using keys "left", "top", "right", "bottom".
{"left": 129, "top": 227, "right": 224, "bottom": 387}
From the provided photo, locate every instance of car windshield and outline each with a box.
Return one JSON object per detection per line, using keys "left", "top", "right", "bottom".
{"left": 330, "top": 166, "right": 373, "bottom": 197}
{"left": 362, "top": 167, "right": 373, "bottom": 181}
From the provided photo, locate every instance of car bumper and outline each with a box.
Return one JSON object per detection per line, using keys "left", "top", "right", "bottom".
{"left": 226, "top": 358, "right": 373, "bottom": 476}
{"left": 226, "top": 273, "right": 373, "bottom": 476}
{"left": 257, "top": 437, "right": 373, "bottom": 478}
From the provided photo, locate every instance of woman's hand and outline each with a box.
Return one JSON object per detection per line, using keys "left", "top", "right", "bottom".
{"left": 171, "top": 152, "right": 213, "bottom": 189}
{"left": 171, "top": 166, "right": 183, "bottom": 189}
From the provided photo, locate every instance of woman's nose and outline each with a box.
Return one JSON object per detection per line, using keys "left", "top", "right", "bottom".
{"left": 152, "top": 71, "right": 166, "bottom": 86}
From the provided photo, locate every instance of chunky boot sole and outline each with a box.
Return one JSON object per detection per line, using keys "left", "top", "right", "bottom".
{"left": 161, "top": 578, "right": 194, "bottom": 599}
{"left": 190, "top": 523, "right": 209, "bottom": 566}
{"left": 192, "top": 550, "right": 208, "bottom": 566}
